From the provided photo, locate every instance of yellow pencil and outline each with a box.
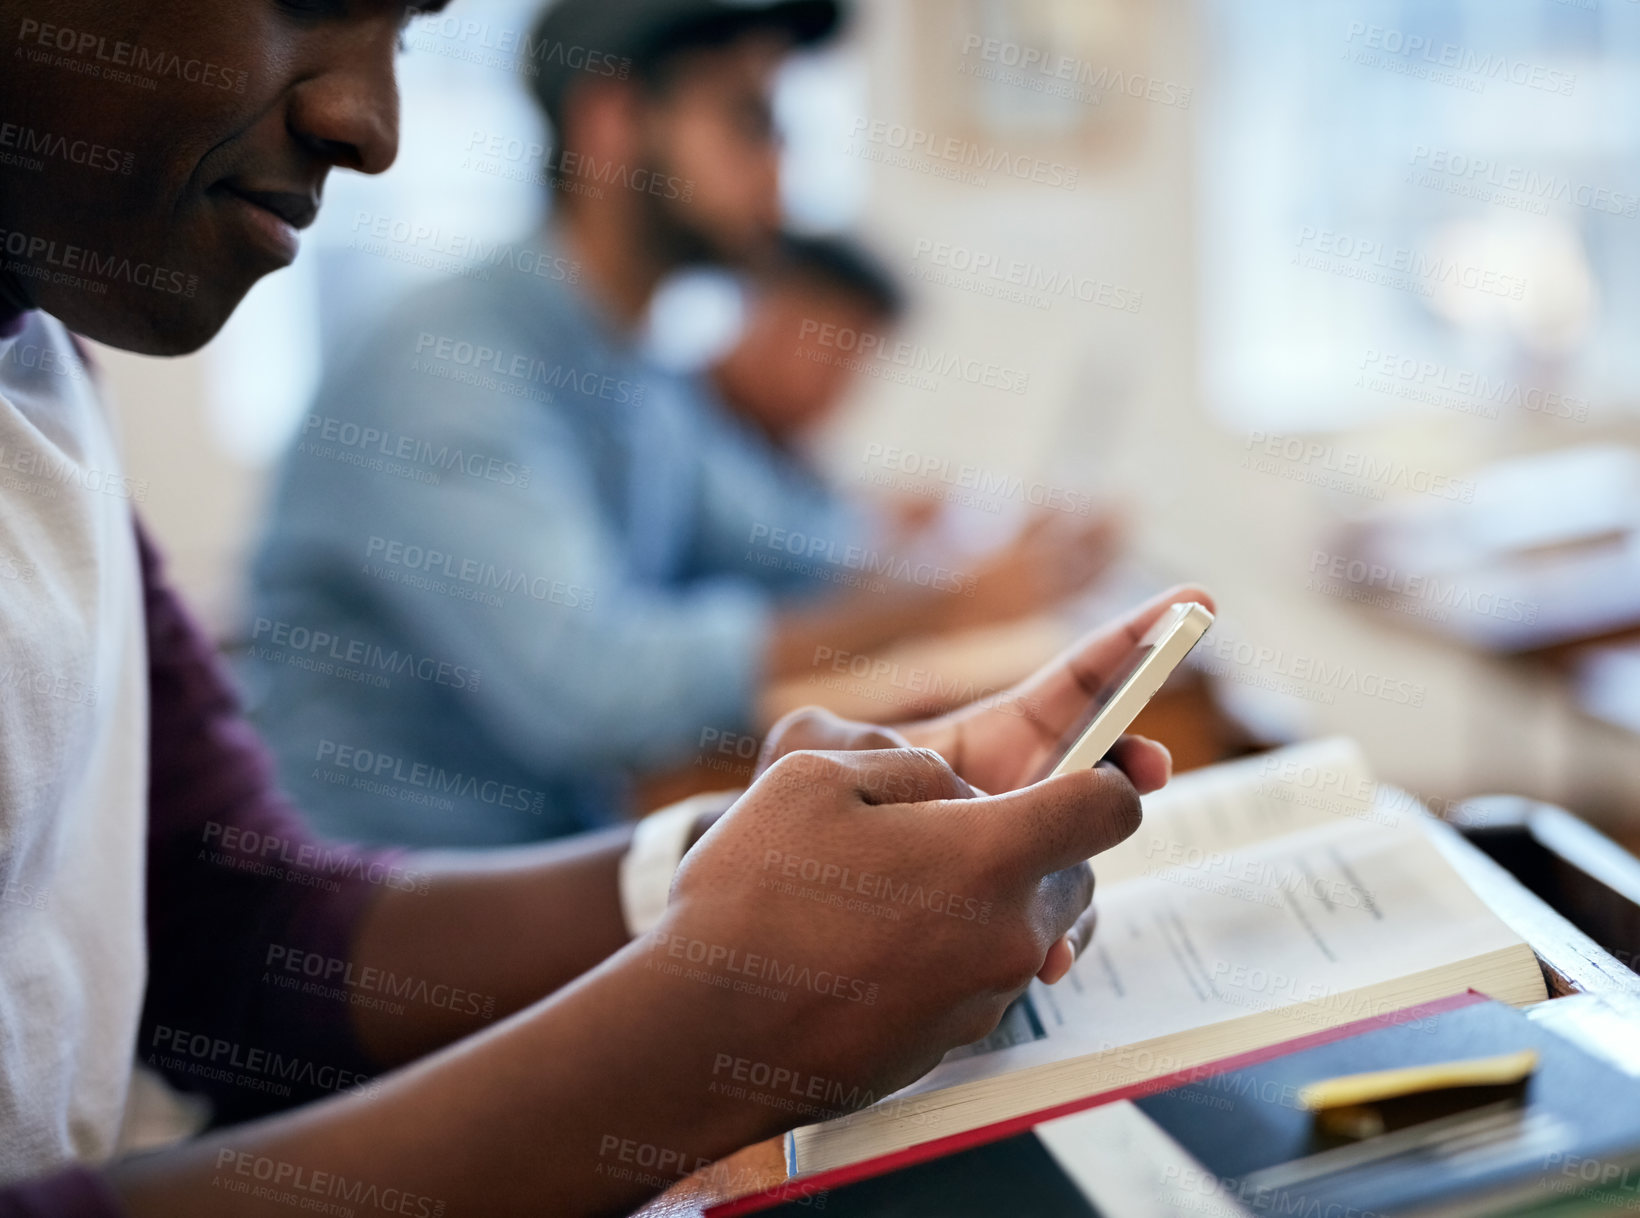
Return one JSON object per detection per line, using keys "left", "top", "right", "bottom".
{"left": 1299, "top": 1050, "right": 1540, "bottom": 1112}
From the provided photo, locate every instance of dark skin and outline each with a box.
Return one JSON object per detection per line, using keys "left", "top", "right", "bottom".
{"left": 110, "top": 590, "right": 1204, "bottom": 1217}
{"left": 0, "top": 0, "right": 427, "bottom": 354}
{"left": 0, "top": 1, "right": 1212, "bottom": 1211}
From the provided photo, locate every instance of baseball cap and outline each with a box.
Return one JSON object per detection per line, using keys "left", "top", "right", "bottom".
{"left": 528, "top": 0, "right": 847, "bottom": 130}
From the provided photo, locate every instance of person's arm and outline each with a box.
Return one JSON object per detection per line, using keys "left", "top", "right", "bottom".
{"left": 254, "top": 363, "right": 773, "bottom": 777}
{"left": 79, "top": 537, "right": 1183, "bottom": 1217}
{"left": 341, "top": 828, "right": 632, "bottom": 1064}
{"left": 682, "top": 429, "right": 957, "bottom": 669}
{"left": 111, "top": 740, "right": 1155, "bottom": 1218}
{"left": 686, "top": 410, "right": 1128, "bottom": 681}
{"left": 341, "top": 802, "right": 720, "bottom": 1063}
{"left": 137, "top": 525, "right": 677, "bottom": 1116}
{"left": 763, "top": 572, "right": 987, "bottom": 673}
{"left": 759, "top": 510, "right": 1124, "bottom": 689}
{"left": 113, "top": 940, "right": 790, "bottom": 1218}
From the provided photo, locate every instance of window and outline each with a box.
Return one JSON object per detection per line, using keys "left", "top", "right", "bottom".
{"left": 1200, "top": 0, "right": 1640, "bottom": 433}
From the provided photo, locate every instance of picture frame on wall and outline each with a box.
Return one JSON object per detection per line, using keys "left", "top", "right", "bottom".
{"left": 910, "top": 0, "right": 1176, "bottom": 165}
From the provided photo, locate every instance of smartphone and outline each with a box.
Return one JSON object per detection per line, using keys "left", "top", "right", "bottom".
{"left": 1036, "top": 602, "right": 1215, "bottom": 782}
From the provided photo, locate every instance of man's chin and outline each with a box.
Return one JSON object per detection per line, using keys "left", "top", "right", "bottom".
{"left": 37, "top": 281, "right": 249, "bottom": 357}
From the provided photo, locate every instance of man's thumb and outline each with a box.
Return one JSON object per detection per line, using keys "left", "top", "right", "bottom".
{"left": 963, "top": 766, "right": 1142, "bottom": 878}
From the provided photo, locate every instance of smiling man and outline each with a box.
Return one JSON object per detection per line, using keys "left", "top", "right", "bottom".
{"left": 0, "top": 1, "right": 1201, "bottom": 1215}
{"left": 1, "top": 1, "right": 406, "bottom": 353}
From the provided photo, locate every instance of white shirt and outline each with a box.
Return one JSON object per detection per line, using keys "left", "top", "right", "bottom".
{"left": 0, "top": 314, "right": 149, "bottom": 1182}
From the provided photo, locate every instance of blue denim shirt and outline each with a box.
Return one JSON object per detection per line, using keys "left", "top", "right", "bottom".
{"left": 244, "top": 243, "right": 866, "bottom": 847}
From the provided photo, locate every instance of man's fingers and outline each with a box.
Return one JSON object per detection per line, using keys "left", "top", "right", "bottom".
{"left": 1106, "top": 735, "right": 1172, "bottom": 795}
{"left": 765, "top": 746, "right": 976, "bottom": 809}
{"left": 1016, "top": 510, "right": 1058, "bottom": 542}
{"left": 1032, "top": 859, "right": 1094, "bottom": 982}
{"left": 1069, "top": 903, "right": 1098, "bottom": 960}
{"left": 1040, "top": 902, "right": 1100, "bottom": 984}
{"left": 965, "top": 765, "right": 1142, "bottom": 879}
{"left": 850, "top": 747, "right": 976, "bottom": 807}
{"left": 756, "top": 707, "right": 914, "bottom": 778}
{"left": 1022, "top": 585, "right": 1217, "bottom": 734}
{"left": 1038, "top": 937, "right": 1075, "bottom": 985}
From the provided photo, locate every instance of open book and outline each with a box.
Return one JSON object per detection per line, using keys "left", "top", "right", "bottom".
{"left": 789, "top": 739, "right": 1548, "bottom": 1176}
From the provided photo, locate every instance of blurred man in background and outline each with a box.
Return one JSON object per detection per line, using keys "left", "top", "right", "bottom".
{"left": 247, "top": 0, "right": 1117, "bottom": 849}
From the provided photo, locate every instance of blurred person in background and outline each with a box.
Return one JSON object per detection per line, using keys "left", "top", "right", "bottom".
{"left": 707, "top": 230, "right": 1124, "bottom": 550}
{"left": 247, "top": 0, "right": 1118, "bottom": 851}
{"left": 695, "top": 232, "right": 952, "bottom": 564}
{"left": 710, "top": 231, "right": 907, "bottom": 456}
{"left": 695, "top": 229, "right": 1127, "bottom": 699}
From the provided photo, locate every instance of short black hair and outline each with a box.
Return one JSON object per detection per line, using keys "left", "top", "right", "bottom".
{"left": 770, "top": 233, "right": 905, "bottom": 321}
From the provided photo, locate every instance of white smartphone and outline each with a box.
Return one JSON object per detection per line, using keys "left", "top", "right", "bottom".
{"left": 1036, "top": 601, "right": 1215, "bottom": 782}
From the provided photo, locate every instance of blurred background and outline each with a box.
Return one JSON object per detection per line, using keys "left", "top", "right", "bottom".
{"left": 90, "top": 0, "right": 1640, "bottom": 841}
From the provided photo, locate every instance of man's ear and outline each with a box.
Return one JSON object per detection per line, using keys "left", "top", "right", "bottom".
{"left": 560, "top": 77, "right": 646, "bottom": 172}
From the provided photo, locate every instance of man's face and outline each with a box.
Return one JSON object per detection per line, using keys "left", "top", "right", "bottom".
{"left": 0, "top": 0, "right": 421, "bottom": 355}
{"left": 633, "top": 34, "right": 786, "bottom": 267}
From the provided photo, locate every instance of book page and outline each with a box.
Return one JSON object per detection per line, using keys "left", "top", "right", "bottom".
{"left": 907, "top": 816, "right": 1530, "bottom": 1095}
{"left": 1095, "top": 737, "right": 1388, "bottom": 889}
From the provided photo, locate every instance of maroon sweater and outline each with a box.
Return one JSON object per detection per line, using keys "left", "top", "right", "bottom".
{"left": 0, "top": 527, "right": 401, "bottom": 1216}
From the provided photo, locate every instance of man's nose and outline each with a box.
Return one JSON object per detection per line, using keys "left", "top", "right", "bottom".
{"left": 287, "top": 36, "right": 401, "bottom": 176}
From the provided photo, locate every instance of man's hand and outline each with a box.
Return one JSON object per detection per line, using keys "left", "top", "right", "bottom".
{"left": 114, "top": 742, "right": 1149, "bottom": 1218}
{"left": 942, "top": 509, "right": 1126, "bottom": 633}
{"left": 763, "top": 510, "right": 1124, "bottom": 686}
{"left": 652, "top": 742, "right": 1141, "bottom": 1129}
{"left": 905, "top": 585, "right": 1214, "bottom": 793}
{"left": 750, "top": 586, "right": 1214, "bottom": 984}
{"left": 111, "top": 594, "right": 1211, "bottom": 1218}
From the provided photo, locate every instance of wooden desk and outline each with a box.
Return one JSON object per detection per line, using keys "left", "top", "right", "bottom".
{"left": 634, "top": 804, "right": 1640, "bottom": 1218}
{"left": 1447, "top": 799, "right": 1640, "bottom": 1006}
